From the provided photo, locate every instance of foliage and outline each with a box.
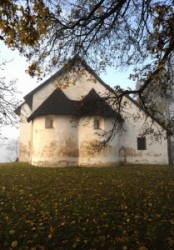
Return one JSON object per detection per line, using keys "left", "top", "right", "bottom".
{"left": 0, "top": 163, "right": 174, "bottom": 249}
{"left": 0, "top": 1, "right": 173, "bottom": 81}
{"left": 0, "top": 0, "right": 174, "bottom": 137}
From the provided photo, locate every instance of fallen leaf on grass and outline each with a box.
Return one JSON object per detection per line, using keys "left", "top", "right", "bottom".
{"left": 138, "top": 246, "right": 148, "bottom": 250}
{"left": 11, "top": 241, "right": 18, "bottom": 248}
{"left": 9, "top": 229, "right": 15, "bottom": 235}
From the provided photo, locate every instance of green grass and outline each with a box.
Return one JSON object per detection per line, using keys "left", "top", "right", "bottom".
{"left": 0, "top": 163, "right": 174, "bottom": 250}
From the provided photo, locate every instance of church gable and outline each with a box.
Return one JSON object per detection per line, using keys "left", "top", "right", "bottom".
{"left": 24, "top": 56, "right": 112, "bottom": 113}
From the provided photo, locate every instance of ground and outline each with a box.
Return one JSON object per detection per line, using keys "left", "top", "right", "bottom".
{"left": 0, "top": 163, "right": 174, "bottom": 250}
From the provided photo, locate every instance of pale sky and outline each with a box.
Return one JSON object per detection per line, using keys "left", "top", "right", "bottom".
{"left": 0, "top": 42, "right": 135, "bottom": 162}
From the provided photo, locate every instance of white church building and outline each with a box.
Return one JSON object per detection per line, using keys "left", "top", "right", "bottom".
{"left": 16, "top": 57, "right": 169, "bottom": 167}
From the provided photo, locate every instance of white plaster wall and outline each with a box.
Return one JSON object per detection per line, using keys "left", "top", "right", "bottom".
{"left": 119, "top": 98, "right": 168, "bottom": 164}
{"left": 32, "top": 68, "right": 108, "bottom": 113}
{"left": 32, "top": 83, "right": 55, "bottom": 111}
{"left": 56, "top": 70, "right": 108, "bottom": 100}
{"left": 19, "top": 103, "right": 32, "bottom": 162}
{"left": 31, "top": 115, "right": 121, "bottom": 167}
{"left": 78, "top": 117, "right": 120, "bottom": 166}
{"left": 31, "top": 115, "right": 79, "bottom": 166}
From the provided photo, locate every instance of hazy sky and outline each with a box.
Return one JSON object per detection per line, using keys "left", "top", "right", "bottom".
{"left": 0, "top": 42, "right": 135, "bottom": 162}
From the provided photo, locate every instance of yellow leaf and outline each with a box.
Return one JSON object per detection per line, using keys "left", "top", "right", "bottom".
{"left": 48, "top": 234, "right": 53, "bottom": 239}
{"left": 9, "top": 230, "right": 15, "bottom": 235}
{"left": 170, "top": 219, "right": 174, "bottom": 225}
{"left": 123, "top": 246, "right": 128, "bottom": 250}
{"left": 139, "top": 246, "right": 148, "bottom": 250}
{"left": 49, "top": 226, "right": 55, "bottom": 232}
{"left": 11, "top": 241, "right": 18, "bottom": 248}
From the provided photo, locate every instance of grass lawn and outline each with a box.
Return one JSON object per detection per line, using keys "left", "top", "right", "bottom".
{"left": 0, "top": 163, "right": 174, "bottom": 250}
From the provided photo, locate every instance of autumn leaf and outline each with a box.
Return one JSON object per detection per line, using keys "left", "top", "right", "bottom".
{"left": 9, "top": 229, "right": 15, "bottom": 235}
{"left": 11, "top": 241, "right": 18, "bottom": 248}
{"left": 138, "top": 246, "right": 148, "bottom": 250}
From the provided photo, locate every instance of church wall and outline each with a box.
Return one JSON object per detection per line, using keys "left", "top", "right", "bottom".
{"left": 32, "top": 68, "right": 108, "bottom": 113}
{"left": 18, "top": 103, "right": 32, "bottom": 162}
{"left": 56, "top": 70, "right": 108, "bottom": 100}
{"left": 32, "top": 83, "right": 55, "bottom": 112}
{"left": 31, "top": 115, "right": 79, "bottom": 166}
{"left": 30, "top": 115, "right": 121, "bottom": 167}
{"left": 119, "top": 98, "right": 169, "bottom": 165}
{"left": 78, "top": 117, "right": 120, "bottom": 166}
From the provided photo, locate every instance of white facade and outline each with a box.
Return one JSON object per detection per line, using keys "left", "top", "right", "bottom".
{"left": 18, "top": 59, "right": 169, "bottom": 166}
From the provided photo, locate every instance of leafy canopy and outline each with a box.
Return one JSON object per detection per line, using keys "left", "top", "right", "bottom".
{"left": 0, "top": 0, "right": 174, "bottom": 133}
{"left": 0, "top": 0, "right": 173, "bottom": 81}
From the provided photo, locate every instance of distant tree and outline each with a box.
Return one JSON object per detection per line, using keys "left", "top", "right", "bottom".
{"left": 136, "top": 67, "right": 174, "bottom": 132}
{"left": 5, "top": 138, "right": 19, "bottom": 162}
{"left": 0, "top": 0, "right": 173, "bottom": 136}
{"left": 0, "top": 59, "right": 20, "bottom": 135}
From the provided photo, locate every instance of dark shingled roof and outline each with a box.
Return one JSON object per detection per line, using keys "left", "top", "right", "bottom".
{"left": 27, "top": 88, "right": 78, "bottom": 122}
{"left": 78, "top": 89, "right": 119, "bottom": 117}
{"left": 27, "top": 88, "right": 120, "bottom": 122}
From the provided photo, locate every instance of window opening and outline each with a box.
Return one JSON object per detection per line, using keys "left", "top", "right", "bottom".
{"left": 45, "top": 117, "right": 53, "bottom": 129}
{"left": 94, "top": 119, "right": 100, "bottom": 129}
{"left": 137, "top": 137, "right": 146, "bottom": 150}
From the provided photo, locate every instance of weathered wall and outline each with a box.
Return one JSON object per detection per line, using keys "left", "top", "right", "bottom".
{"left": 119, "top": 98, "right": 168, "bottom": 165}
{"left": 78, "top": 117, "right": 120, "bottom": 166}
{"left": 31, "top": 115, "right": 79, "bottom": 166}
{"left": 19, "top": 103, "right": 32, "bottom": 162}
{"left": 31, "top": 115, "right": 120, "bottom": 167}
